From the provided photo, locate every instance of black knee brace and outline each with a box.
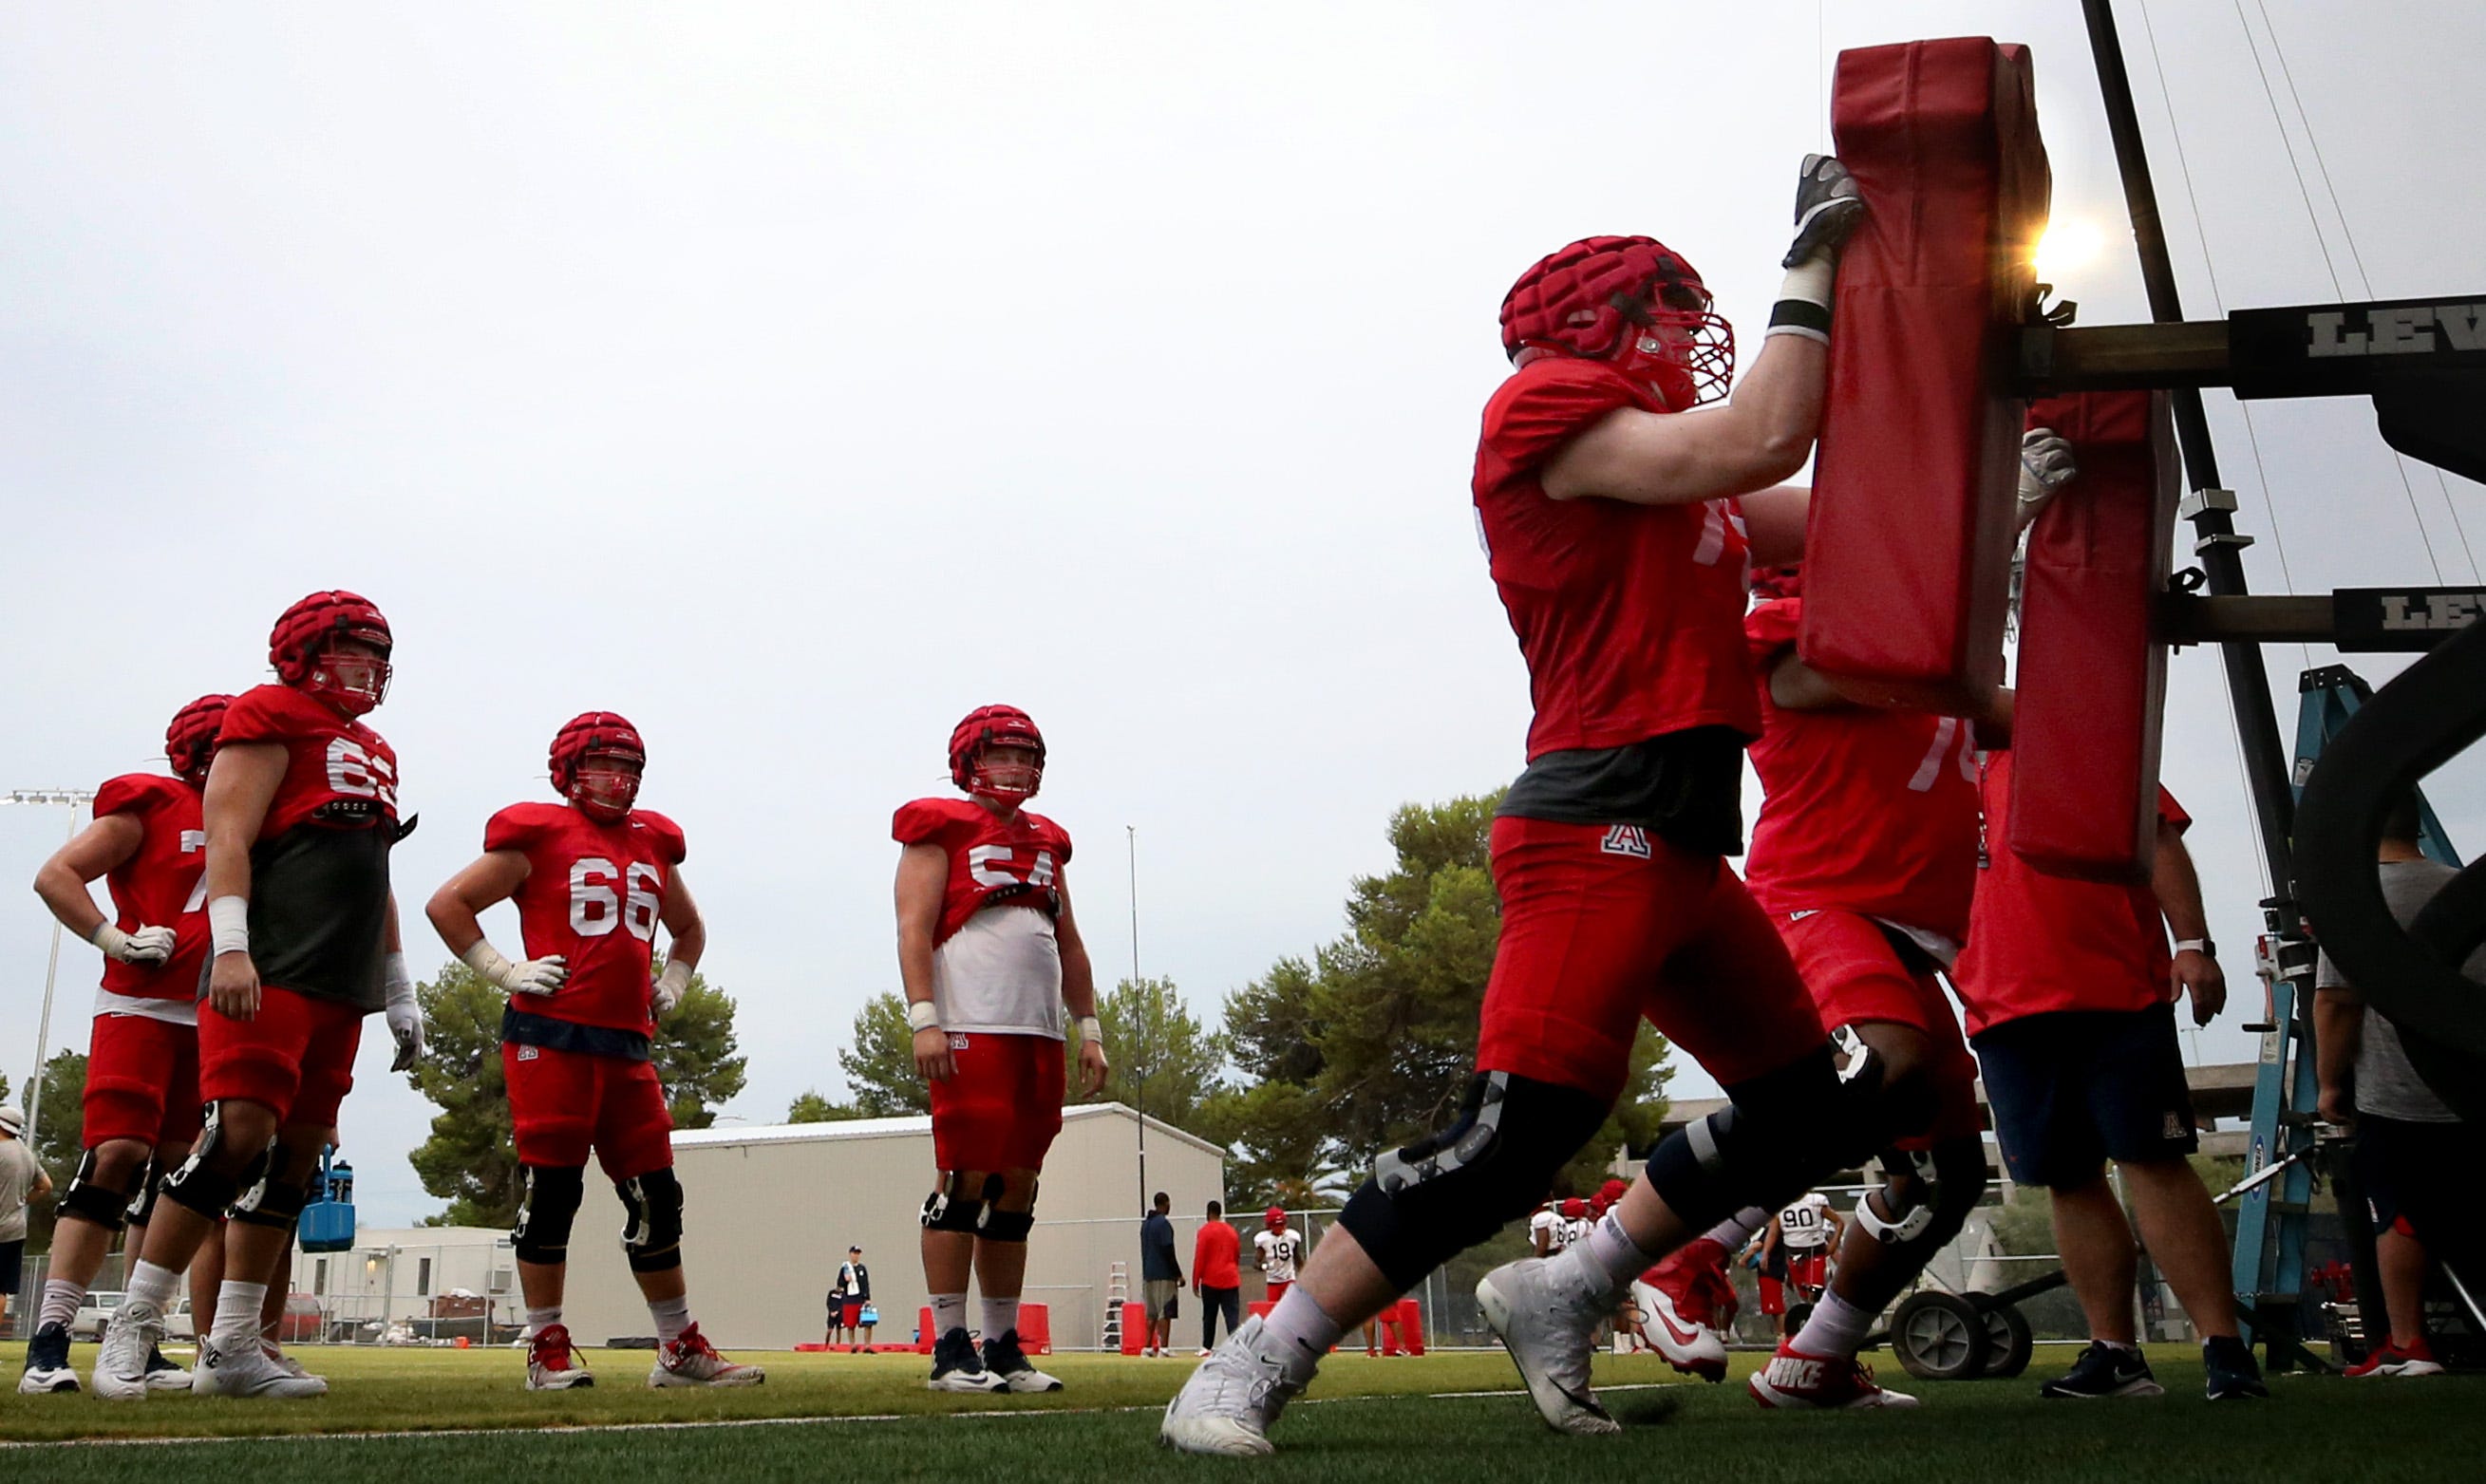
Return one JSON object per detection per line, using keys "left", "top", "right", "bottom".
{"left": 231, "top": 1174, "right": 311, "bottom": 1230}
{"left": 1644, "top": 1044, "right": 1873, "bottom": 1231}
{"left": 982, "top": 1177, "right": 1039, "bottom": 1242}
{"left": 60, "top": 1151, "right": 137, "bottom": 1232}
{"left": 617, "top": 1168, "right": 685, "bottom": 1273}
{"left": 921, "top": 1171, "right": 1003, "bottom": 1235}
{"left": 513, "top": 1164, "right": 587, "bottom": 1265}
{"left": 128, "top": 1159, "right": 162, "bottom": 1230}
{"left": 1339, "top": 1071, "right": 1611, "bottom": 1290}
{"left": 160, "top": 1104, "right": 273, "bottom": 1220}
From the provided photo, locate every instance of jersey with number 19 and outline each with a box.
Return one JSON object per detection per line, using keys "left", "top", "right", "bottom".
{"left": 893, "top": 796, "right": 1073, "bottom": 1041}
{"left": 485, "top": 801, "right": 687, "bottom": 1044}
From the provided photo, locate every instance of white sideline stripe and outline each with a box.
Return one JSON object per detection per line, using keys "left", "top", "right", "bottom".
{"left": 0, "top": 1381, "right": 1690, "bottom": 1452}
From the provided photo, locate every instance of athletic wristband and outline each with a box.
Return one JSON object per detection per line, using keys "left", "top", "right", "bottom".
{"left": 384, "top": 950, "right": 415, "bottom": 1005}
{"left": 905, "top": 999, "right": 941, "bottom": 1033}
{"left": 1764, "top": 256, "right": 1836, "bottom": 344}
{"left": 88, "top": 921, "right": 132, "bottom": 959}
{"left": 1077, "top": 1015, "right": 1104, "bottom": 1046}
{"left": 2174, "top": 938, "right": 2214, "bottom": 956}
{"left": 208, "top": 895, "right": 250, "bottom": 957}
{"left": 655, "top": 959, "right": 692, "bottom": 995}
{"left": 459, "top": 938, "right": 517, "bottom": 986}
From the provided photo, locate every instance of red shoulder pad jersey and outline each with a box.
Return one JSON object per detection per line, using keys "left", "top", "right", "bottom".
{"left": 891, "top": 797, "right": 1072, "bottom": 948}
{"left": 1474, "top": 358, "right": 1761, "bottom": 758}
{"left": 485, "top": 801, "right": 687, "bottom": 1036}
{"left": 1742, "top": 597, "right": 1980, "bottom": 940}
{"left": 91, "top": 773, "right": 209, "bottom": 1004}
{"left": 1951, "top": 749, "right": 2190, "bottom": 1036}
{"left": 217, "top": 684, "right": 400, "bottom": 1010}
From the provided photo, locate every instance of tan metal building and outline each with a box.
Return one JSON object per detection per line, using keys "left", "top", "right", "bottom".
{"left": 556, "top": 1101, "right": 1227, "bottom": 1351}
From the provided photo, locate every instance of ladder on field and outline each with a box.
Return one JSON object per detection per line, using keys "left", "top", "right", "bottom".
{"left": 2231, "top": 666, "right": 2462, "bottom": 1370}
{"left": 1102, "top": 1262, "right": 1130, "bottom": 1352}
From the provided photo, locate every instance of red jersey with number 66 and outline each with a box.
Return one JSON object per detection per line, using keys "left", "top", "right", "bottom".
{"left": 1742, "top": 598, "right": 1980, "bottom": 941}
{"left": 895, "top": 797, "right": 1073, "bottom": 1040}
{"left": 92, "top": 773, "right": 209, "bottom": 1005}
{"left": 485, "top": 802, "right": 687, "bottom": 1036}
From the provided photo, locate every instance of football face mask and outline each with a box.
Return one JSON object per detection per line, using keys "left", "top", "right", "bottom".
{"left": 569, "top": 753, "right": 644, "bottom": 822}
{"left": 970, "top": 742, "right": 1043, "bottom": 804}
{"left": 308, "top": 637, "right": 392, "bottom": 717}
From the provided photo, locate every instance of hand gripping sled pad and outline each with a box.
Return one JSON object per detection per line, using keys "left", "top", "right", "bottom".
{"left": 2010, "top": 391, "right": 2180, "bottom": 884}
{"left": 1801, "top": 38, "right": 2051, "bottom": 712}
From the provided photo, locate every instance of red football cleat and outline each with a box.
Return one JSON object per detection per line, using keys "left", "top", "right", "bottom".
{"left": 1747, "top": 1341, "right": 1918, "bottom": 1410}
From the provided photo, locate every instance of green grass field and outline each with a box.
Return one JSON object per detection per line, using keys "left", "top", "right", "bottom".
{"left": 1, "top": 1343, "right": 2477, "bottom": 1482}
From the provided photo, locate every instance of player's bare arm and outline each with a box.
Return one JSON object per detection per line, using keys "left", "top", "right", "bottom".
{"left": 895, "top": 840, "right": 952, "bottom": 1082}
{"left": 31, "top": 812, "right": 149, "bottom": 950}
{"left": 2312, "top": 981, "right": 2364, "bottom": 1127}
{"left": 2152, "top": 819, "right": 2225, "bottom": 1024}
{"left": 1541, "top": 334, "right": 1828, "bottom": 506}
{"left": 201, "top": 740, "right": 288, "bottom": 1021}
{"left": 652, "top": 868, "right": 705, "bottom": 1015}
{"left": 426, "top": 851, "right": 568, "bottom": 999}
{"left": 1055, "top": 875, "right": 1109, "bottom": 1099}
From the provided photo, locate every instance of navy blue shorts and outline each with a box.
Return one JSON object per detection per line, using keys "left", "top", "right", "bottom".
{"left": 2353, "top": 1114, "right": 2477, "bottom": 1243}
{"left": 1971, "top": 1004, "right": 2197, "bottom": 1189}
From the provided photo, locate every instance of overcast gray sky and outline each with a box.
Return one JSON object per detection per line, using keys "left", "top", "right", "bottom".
{"left": 4, "top": 3, "right": 2480, "bottom": 1226}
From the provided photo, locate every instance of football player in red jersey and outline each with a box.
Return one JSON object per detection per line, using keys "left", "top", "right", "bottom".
{"left": 426, "top": 713, "right": 763, "bottom": 1391}
{"left": 21, "top": 696, "right": 233, "bottom": 1395}
{"left": 94, "top": 592, "right": 424, "bottom": 1401}
{"left": 896, "top": 705, "right": 1108, "bottom": 1395}
{"left": 1166, "top": 160, "right": 1893, "bottom": 1456}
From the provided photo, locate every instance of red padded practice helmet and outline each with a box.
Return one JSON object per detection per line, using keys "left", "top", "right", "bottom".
{"left": 1500, "top": 235, "right": 1734, "bottom": 412}
{"left": 948, "top": 704, "right": 1045, "bottom": 805}
{"left": 164, "top": 693, "right": 235, "bottom": 784}
{"left": 1594, "top": 1177, "right": 1629, "bottom": 1210}
{"left": 1748, "top": 563, "right": 1803, "bottom": 601}
{"left": 1558, "top": 1197, "right": 1589, "bottom": 1220}
{"left": 1265, "top": 1207, "right": 1287, "bottom": 1229}
{"left": 269, "top": 591, "right": 393, "bottom": 716}
{"left": 550, "top": 711, "right": 647, "bottom": 822}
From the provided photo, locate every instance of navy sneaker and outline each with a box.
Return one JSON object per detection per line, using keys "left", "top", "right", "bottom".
{"left": 2203, "top": 1335, "right": 2269, "bottom": 1400}
{"left": 928, "top": 1327, "right": 1007, "bottom": 1393}
{"left": 17, "top": 1321, "right": 80, "bottom": 1394}
{"left": 2039, "top": 1342, "right": 2164, "bottom": 1399}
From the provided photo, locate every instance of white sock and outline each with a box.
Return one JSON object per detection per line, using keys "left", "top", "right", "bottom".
{"left": 525, "top": 1306, "right": 562, "bottom": 1336}
{"left": 126, "top": 1260, "right": 180, "bottom": 1313}
{"left": 212, "top": 1282, "right": 267, "bottom": 1349}
{"left": 983, "top": 1296, "right": 1020, "bottom": 1341}
{"left": 2095, "top": 1337, "right": 2138, "bottom": 1353}
{"left": 648, "top": 1294, "right": 690, "bottom": 1344}
{"left": 38, "top": 1278, "right": 85, "bottom": 1332}
{"left": 1703, "top": 1208, "right": 1768, "bottom": 1249}
{"left": 1260, "top": 1287, "right": 1342, "bottom": 1382}
{"left": 1792, "top": 1289, "right": 1874, "bottom": 1359}
{"left": 932, "top": 1292, "right": 969, "bottom": 1338}
{"left": 1567, "top": 1210, "right": 1652, "bottom": 1300}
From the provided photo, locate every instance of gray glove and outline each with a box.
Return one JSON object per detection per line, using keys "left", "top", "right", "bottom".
{"left": 2018, "top": 427, "right": 2078, "bottom": 527}
{"left": 1784, "top": 154, "right": 1867, "bottom": 268}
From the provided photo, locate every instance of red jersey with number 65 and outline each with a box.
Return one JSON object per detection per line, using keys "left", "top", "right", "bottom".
{"left": 1742, "top": 598, "right": 1980, "bottom": 942}
{"left": 92, "top": 773, "right": 209, "bottom": 1005}
{"left": 895, "top": 797, "right": 1073, "bottom": 1040}
{"left": 1474, "top": 357, "right": 1762, "bottom": 760}
{"left": 215, "top": 684, "right": 401, "bottom": 1012}
{"left": 485, "top": 802, "right": 687, "bottom": 1036}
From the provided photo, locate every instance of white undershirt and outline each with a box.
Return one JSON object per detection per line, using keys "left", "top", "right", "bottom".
{"left": 932, "top": 906, "right": 1064, "bottom": 1040}
{"left": 94, "top": 986, "right": 198, "bottom": 1027}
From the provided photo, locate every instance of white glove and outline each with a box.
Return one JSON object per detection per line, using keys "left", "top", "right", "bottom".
{"left": 384, "top": 951, "right": 425, "bottom": 1072}
{"left": 460, "top": 938, "right": 568, "bottom": 997}
{"left": 91, "top": 922, "right": 178, "bottom": 967}
{"left": 2018, "top": 427, "right": 2078, "bottom": 527}
{"left": 651, "top": 959, "right": 691, "bottom": 1019}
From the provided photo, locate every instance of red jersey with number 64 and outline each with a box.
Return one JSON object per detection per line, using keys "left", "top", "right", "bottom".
{"left": 92, "top": 773, "right": 209, "bottom": 1005}
{"left": 1742, "top": 598, "right": 1980, "bottom": 942}
{"left": 485, "top": 802, "right": 687, "bottom": 1035}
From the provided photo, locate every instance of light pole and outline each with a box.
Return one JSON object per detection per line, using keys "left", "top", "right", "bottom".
{"left": 1127, "top": 824, "right": 1145, "bottom": 1214}
{"left": 4, "top": 789, "right": 96, "bottom": 1147}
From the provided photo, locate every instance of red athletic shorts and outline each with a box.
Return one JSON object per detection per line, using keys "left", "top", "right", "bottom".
{"left": 1786, "top": 1249, "right": 1830, "bottom": 1290}
{"left": 502, "top": 1042, "right": 675, "bottom": 1179}
{"left": 83, "top": 1011, "right": 202, "bottom": 1150}
{"left": 928, "top": 1032, "right": 1064, "bottom": 1172}
{"left": 1266, "top": 1280, "right": 1292, "bottom": 1305}
{"left": 1772, "top": 909, "right": 1983, "bottom": 1147}
{"left": 198, "top": 985, "right": 362, "bottom": 1128}
{"left": 1476, "top": 817, "right": 1826, "bottom": 1101}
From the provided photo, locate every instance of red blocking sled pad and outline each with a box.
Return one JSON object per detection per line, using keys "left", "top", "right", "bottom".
{"left": 1802, "top": 37, "right": 2050, "bottom": 713}
{"left": 2010, "top": 391, "right": 2180, "bottom": 883}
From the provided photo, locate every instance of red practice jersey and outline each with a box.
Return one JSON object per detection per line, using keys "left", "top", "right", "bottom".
{"left": 217, "top": 684, "right": 401, "bottom": 1011}
{"left": 91, "top": 773, "right": 209, "bottom": 1004}
{"left": 892, "top": 797, "right": 1073, "bottom": 949}
{"left": 485, "top": 802, "right": 687, "bottom": 1036}
{"left": 1952, "top": 750, "right": 2190, "bottom": 1036}
{"left": 1742, "top": 597, "right": 1980, "bottom": 940}
{"left": 1474, "top": 358, "right": 1761, "bottom": 760}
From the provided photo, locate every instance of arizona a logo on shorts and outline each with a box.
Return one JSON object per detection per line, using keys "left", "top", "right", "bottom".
{"left": 517, "top": 1045, "right": 539, "bottom": 1061}
{"left": 949, "top": 1032, "right": 970, "bottom": 1050}
{"left": 2161, "top": 1111, "right": 2189, "bottom": 1140}
{"left": 1601, "top": 825, "right": 1652, "bottom": 859}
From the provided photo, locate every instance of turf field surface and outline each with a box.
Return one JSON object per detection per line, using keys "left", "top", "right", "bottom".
{"left": 3, "top": 1343, "right": 2477, "bottom": 1483}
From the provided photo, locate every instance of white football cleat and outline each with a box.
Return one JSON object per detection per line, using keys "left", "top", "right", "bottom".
{"left": 1477, "top": 1257, "right": 1620, "bottom": 1436}
{"left": 1159, "top": 1316, "right": 1307, "bottom": 1456}
{"left": 91, "top": 1302, "right": 166, "bottom": 1402}
{"left": 193, "top": 1338, "right": 330, "bottom": 1398}
{"left": 527, "top": 1324, "right": 595, "bottom": 1390}
{"left": 648, "top": 1323, "right": 764, "bottom": 1387}
{"left": 1748, "top": 1341, "right": 1918, "bottom": 1410}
